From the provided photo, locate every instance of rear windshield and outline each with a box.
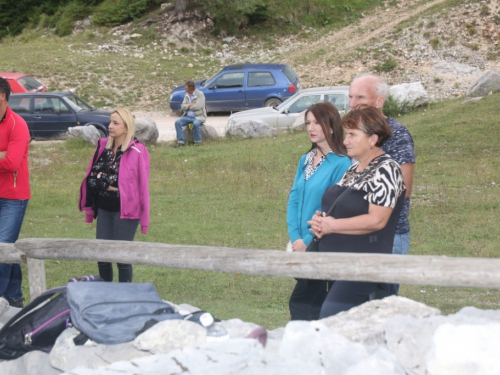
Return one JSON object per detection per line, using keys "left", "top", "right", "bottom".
{"left": 18, "top": 75, "right": 43, "bottom": 91}
{"left": 282, "top": 66, "right": 299, "bottom": 83}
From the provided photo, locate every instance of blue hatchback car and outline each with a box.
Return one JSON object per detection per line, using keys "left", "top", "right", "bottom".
{"left": 169, "top": 63, "right": 301, "bottom": 113}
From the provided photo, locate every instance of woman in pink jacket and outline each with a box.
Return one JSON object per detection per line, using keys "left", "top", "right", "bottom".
{"left": 79, "top": 108, "right": 150, "bottom": 282}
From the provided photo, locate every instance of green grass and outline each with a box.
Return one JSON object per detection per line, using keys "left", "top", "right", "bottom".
{"left": 17, "top": 93, "right": 500, "bottom": 329}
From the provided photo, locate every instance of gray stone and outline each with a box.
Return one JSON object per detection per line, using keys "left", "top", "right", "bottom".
{"left": 321, "top": 296, "right": 441, "bottom": 345}
{"left": 426, "top": 322, "right": 500, "bottom": 375}
{"left": 134, "top": 117, "right": 159, "bottom": 144}
{"left": 461, "top": 97, "right": 483, "bottom": 104}
{"left": 467, "top": 70, "right": 500, "bottom": 97}
{"left": 0, "top": 304, "right": 21, "bottom": 327}
{"left": 226, "top": 121, "right": 278, "bottom": 138}
{"left": 280, "top": 320, "right": 404, "bottom": 375}
{"left": 6, "top": 296, "right": 500, "bottom": 375}
{"left": 389, "top": 82, "right": 429, "bottom": 107}
{"left": 0, "top": 351, "right": 61, "bottom": 375}
{"left": 133, "top": 319, "right": 206, "bottom": 354}
{"left": 67, "top": 125, "right": 102, "bottom": 146}
{"left": 181, "top": 124, "right": 219, "bottom": 143}
{"left": 49, "top": 328, "right": 110, "bottom": 372}
{"left": 0, "top": 297, "right": 9, "bottom": 320}
{"left": 62, "top": 339, "right": 321, "bottom": 375}
{"left": 218, "top": 319, "right": 261, "bottom": 339}
{"left": 384, "top": 315, "right": 446, "bottom": 375}
{"left": 434, "top": 62, "right": 478, "bottom": 75}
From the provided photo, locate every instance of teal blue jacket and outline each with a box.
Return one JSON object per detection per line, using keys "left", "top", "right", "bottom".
{"left": 287, "top": 152, "right": 351, "bottom": 245}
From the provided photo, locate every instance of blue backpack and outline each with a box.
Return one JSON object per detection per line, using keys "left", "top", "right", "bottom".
{"left": 66, "top": 282, "right": 183, "bottom": 345}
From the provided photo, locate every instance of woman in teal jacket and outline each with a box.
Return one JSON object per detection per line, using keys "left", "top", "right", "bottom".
{"left": 287, "top": 101, "right": 350, "bottom": 320}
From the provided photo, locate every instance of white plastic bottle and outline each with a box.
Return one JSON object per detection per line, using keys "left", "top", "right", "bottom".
{"left": 199, "top": 312, "right": 230, "bottom": 342}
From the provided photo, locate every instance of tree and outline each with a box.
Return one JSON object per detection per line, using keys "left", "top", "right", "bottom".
{"left": 175, "top": 0, "right": 189, "bottom": 19}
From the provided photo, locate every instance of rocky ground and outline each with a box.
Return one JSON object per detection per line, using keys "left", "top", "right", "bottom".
{"left": 68, "top": 0, "right": 499, "bottom": 113}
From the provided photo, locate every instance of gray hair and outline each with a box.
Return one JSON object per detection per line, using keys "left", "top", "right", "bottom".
{"left": 353, "top": 73, "right": 389, "bottom": 99}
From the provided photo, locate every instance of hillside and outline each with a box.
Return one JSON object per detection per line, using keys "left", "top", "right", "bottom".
{"left": 1, "top": 0, "right": 499, "bottom": 111}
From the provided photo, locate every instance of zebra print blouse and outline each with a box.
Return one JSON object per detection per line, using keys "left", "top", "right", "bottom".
{"left": 336, "top": 154, "right": 405, "bottom": 209}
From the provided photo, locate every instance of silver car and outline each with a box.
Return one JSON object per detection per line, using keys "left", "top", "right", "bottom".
{"left": 225, "top": 86, "right": 350, "bottom": 132}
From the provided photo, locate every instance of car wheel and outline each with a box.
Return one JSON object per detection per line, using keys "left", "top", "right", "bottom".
{"left": 264, "top": 98, "right": 282, "bottom": 108}
{"left": 97, "top": 129, "right": 106, "bottom": 138}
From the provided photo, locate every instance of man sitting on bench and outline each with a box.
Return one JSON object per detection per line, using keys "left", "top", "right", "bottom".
{"left": 174, "top": 80, "right": 207, "bottom": 147}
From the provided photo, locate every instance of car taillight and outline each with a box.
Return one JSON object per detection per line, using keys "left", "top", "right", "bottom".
{"left": 289, "top": 84, "right": 296, "bottom": 93}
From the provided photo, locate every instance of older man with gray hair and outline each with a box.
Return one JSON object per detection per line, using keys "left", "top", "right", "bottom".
{"left": 349, "top": 74, "right": 415, "bottom": 295}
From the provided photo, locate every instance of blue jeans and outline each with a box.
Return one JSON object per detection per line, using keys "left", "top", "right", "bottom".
{"left": 390, "top": 231, "right": 410, "bottom": 295}
{"left": 175, "top": 116, "right": 203, "bottom": 143}
{"left": 0, "top": 198, "right": 29, "bottom": 302}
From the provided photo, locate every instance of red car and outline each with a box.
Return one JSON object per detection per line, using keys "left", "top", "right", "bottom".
{"left": 0, "top": 72, "right": 46, "bottom": 93}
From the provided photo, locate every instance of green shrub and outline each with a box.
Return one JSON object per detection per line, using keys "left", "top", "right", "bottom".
{"left": 383, "top": 95, "right": 411, "bottom": 117}
{"left": 429, "top": 38, "right": 440, "bottom": 49}
{"left": 54, "top": 1, "right": 94, "bottom": 36}
{"left": 374, "top": 58, "right": 397, "bottom": 73}
{"left": 93, "top": 0, "right": 150, "bottom": 26}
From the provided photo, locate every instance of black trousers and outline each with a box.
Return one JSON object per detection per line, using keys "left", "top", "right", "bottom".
{"left": 96, "top": 208, "right": 139, "bottom": 283}
{"left": 290, "top": 279, "right": 392, "bottom": 320}
{"left": 289, "top": 280, "right": 330, "bottom": 321}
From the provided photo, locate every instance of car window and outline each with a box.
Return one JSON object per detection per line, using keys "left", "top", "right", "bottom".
{"left": 248, "top": 72, "right": 276, "bottom": 87}
{"left": 287, "top": 95, "right": 322, "bottom": 114}
{"left": 34, "top": 98, "right": 57, "bottom": 114}
{"left": 325, "top": 94, "right": 349, "bottom": 111}
{"left": 211, "top": 73, "right": 244, "bottom": 89}
{"left": 51, "top": 98, "right": 72, "bottom": 115}
{"left": 62, "top": 94, "right": 93, "bottom": 111}
{"left": 18, "top": 75, "right": 42, "bottom": 91}
{"left": 9, "top": 97, "right": 30, "bottom": 114}
{"left": 281, "top": 66, "right": 299, "bottom": 83}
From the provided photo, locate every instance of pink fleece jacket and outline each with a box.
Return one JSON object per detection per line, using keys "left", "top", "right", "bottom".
{"left": 78, "top": 138, "right": 150, "bottom": 234}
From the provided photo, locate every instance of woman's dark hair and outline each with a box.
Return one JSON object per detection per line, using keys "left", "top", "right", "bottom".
{"left": 305, "top": 101, "right": 347, "bottom": 156}
{"left": 342, "top": 105, "right": 392, "bottom": 147}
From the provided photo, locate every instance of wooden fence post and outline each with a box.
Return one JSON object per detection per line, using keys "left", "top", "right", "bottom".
{"left": 26, "top": 257, "right": 46, "bottom": 301}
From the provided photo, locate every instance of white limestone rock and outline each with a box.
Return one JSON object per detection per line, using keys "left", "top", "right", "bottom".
{"left": 67, "top": 125, "right": 102, "bottom": 146}
{"left": 226, "top": 121, "right": 278, "bottom": 138}
{"left": 467, "top": 70, "right": 500, "bottom": 97}
{"left": 134, "top": 117, "right": 159, "bottom": 144}
{"left": 389, "top": 82, "right": 430, "bottom": 107}
{"left": 321, "top": 296, "right": 441, "bottom": 345}
{"left": 0, "top": 350, "right": 61, "bottom": 375}
{"left": 133, "top": 319, "right": 206, "bottom": 354}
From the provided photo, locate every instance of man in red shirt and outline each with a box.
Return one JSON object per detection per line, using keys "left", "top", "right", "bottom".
{"left": 0, "top": 77, "right": 31, "bottom": 308}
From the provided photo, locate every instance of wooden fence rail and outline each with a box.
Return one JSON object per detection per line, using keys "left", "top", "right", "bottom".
{"left": 2, "top": 238, "right": 500, "bottom": 301}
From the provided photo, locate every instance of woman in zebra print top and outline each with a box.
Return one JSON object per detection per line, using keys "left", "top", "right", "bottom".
{"left": 308, "top": 105, "right": 406, "bottom": 319}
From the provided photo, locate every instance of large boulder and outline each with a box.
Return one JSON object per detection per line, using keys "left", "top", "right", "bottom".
{"left": 467, "top": 70, "right": 500, "bottom": 97}
{"left": 182, "top": 124, "right": 219, "bottom": 143}
{"left": 226, "top": 120, "right": 278, "bottom": 139}
{"left": 134, "top": 118, "right": 159, "bottom": 144}
{"left": 2, "top": 297, "right": 500, "bottom": 374}
{"left": 389, "top": 82, "right": 429, "bottom": 107}
{"left": 67, "top": 125, "right": 101, "bottom": 146}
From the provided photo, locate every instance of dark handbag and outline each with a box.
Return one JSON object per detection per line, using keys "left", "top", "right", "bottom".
{"left": 305, "top": 236, "right": 320, "bottom": 252}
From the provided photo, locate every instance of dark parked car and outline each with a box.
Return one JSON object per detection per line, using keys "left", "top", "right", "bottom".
{"left": 9, "top": 92, "right": 111, "bottom": 139}
{"left": 0, "top": 72, "right": 47, "bottom": 93}
{"left": 169, "top": 63, "right": 300, "bottom": 113}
